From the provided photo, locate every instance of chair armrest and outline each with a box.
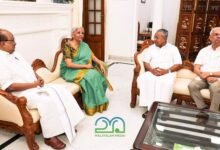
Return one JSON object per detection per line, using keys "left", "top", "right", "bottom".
{"left": 32, "top": 50, "right": 63, "bottom": 84}
{"left": 32, "top": 59, "right": 59, "bottom": 83}
{"left": 0, "top": 90, "right": 33, "bottom": 126}
{"left": 134, "top": 39, "right": 154, "bottom": 76}
{"left": 182, "top": 60, "right": 194, "bottom": 71}
{"left": 176, "top": 60, "right": 196, "bottom": 79}
{"left": 31, "top": 59, "right": 47, "bottom": 72}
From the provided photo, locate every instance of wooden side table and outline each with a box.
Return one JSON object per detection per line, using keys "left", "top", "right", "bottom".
{"left": 138, "top": 32, "right": 151, "bottom": 41}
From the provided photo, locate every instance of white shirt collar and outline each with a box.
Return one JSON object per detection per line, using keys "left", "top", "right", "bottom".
{"left": 154, "top": 43, "right": 168, "bottom": 49}
{"left": 0, "top": 50, "right": 11, "bottom": 57}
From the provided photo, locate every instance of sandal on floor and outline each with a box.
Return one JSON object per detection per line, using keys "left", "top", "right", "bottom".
{"left": 44, "top": 137, "right": 66, "bottom": 150}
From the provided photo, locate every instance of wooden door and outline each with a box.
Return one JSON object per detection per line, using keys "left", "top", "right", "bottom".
{"left": 83, "top": 0, "right": 105, "bottom": 60}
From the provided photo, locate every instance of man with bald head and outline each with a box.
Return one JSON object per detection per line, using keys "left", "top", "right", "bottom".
{"left": 0, "top": 29, "right": 84, "bottom": 149}
{"left": 137, "top": 29, "right": 182, "bottom": 117}
{"left": 188, "top": 27, "right": 220, "bottom": 112}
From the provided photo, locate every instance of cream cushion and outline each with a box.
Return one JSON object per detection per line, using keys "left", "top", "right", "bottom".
{"left": 36, "top": 53, "right": 63, "bottom": 84}
{"left": 51, "top": 78, "right": 80, "bottom": 94}
{"left": 173, "top": 69, "right": 197, "bottom": 95}
{"left": 137, "top": 49, "right": 148, "bottom": 76}
{"left": 176, "top": 68, "right": 197, "bottom": 79}
{"left": 173, "top": 78, "right": 191, "bottom": 95}
{"left": 36, "top": 68, "right": 58, "bottom": 83}
{"left": 0, "top": 95, "right": 40, "bottom": 127}
{"left": 36, "top": 52, "right": 80, "bottom": 95}
{"left": 36, "top": 69, "right": 80, "bottom": 95}
{"left": 174, "top": 69, "right": 210, "bottom": 99}
{"left": 136, "top": 49, "right": 147, "bottom": 89}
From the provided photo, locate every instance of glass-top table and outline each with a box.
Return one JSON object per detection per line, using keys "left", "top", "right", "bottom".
{"left": 133, "top": 102, "right": 220, "bottom": 150}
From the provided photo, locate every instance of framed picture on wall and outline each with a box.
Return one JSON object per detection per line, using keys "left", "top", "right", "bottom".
{"left": 141, "top": 0, "right": 146, "bottom": 3}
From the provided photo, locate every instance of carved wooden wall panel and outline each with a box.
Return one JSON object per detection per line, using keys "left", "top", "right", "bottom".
{"left": 193, "top": 14, "right": 206, "bottom": 33}
{"left": 179, "top": 14, "right": 193, "bottom": 32}
{"left": 176, "top": 0, "right": 220, "bottom": 61}
{"left": 190, "top": 34, "right": 204, "bottom": 53}
{"left": 204, "top": 35, "right": 211, "bottom": 46}
{"left": 206, "top": 14, "right": 219, "bottom": 33}
{"left": 195, "top": 0, "right": 208, "bottom": 12}
{"left": 181, "top": 0, "right": 194, "bottom": 12}
{"left": 208, "top": 0, "right": 220, "bottom": 13}
{"left": 176, "top": 34, "right": 190, "bottom": 60}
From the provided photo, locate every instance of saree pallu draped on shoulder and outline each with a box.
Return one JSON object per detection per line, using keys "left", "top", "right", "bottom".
{"left": 61, "top": 41, "right": 109, "bottom": 116}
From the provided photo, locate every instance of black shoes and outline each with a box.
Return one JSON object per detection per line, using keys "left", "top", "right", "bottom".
{"left": 196, "top": 111, "right": 209, "bottom": 124}
{"left": 196, "top": 111, "right": 209, "bottom": 119}
{"left": 201, "top": 105, "right": 209, "bottom": 110}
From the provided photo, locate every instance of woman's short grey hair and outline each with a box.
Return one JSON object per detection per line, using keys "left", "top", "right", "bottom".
{"left": 71, "top": 27, "right": 84, "bottom": 33}
{"left": 210, "top": 27, "right": 220, "bottom": 35}
{"left": 156, "top": 29, "right": 168, "bottom": 39}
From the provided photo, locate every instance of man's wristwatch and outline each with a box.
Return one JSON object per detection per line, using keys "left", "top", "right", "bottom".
{"left": 168, "top": 69, "right": 171, "bottom": 73}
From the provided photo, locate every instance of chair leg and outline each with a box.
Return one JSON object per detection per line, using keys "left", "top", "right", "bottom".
{"left": 176, "top": 98, "right": 182, "bottom": 105}
{"left": 24, "top": 130, "right": 39, "bottom": 150}
{"left": 130, "top": 87, "right": 137, "bottom": 108}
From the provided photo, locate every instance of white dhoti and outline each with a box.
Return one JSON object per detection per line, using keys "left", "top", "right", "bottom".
{"left": 0, "top": 52, "right": 85, "bottom": 142}
{"left": 16, "top": 84, "right": 85, "bottom": 143}
{"left": 137, "top": 71, "right": 176, "bottom": 108}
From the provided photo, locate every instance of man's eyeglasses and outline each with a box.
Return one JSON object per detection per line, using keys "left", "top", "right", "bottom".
{"left": 3, "top": 40, "right": 16, "bottom": 44}
{"left": 4, "top": 39, "right": 14, "bottom": 42}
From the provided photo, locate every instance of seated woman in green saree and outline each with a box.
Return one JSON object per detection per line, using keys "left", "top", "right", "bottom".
{"left": 60, "top": 27, "right": 109, "bottom": 116}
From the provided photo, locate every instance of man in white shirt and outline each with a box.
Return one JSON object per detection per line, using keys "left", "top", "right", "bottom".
{"left": 188, "top": 27, "right": 220, "bottom": 112}
{"left": 0, "top": 29, "right": 85, "bottom": 149}
{"left": 137, "top": 29, "right": 182, "bottom": 117}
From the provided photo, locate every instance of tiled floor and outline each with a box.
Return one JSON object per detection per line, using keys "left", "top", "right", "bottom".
{"left": 0, "top": 63, "right": 146, "bottom": 150}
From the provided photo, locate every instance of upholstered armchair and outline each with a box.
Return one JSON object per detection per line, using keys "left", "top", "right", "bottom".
{"left": 171, "top": 60, "right": 211, "bottom": 106}
{"left": 130, "top": 39, "right": 154, "bottom": 108}
{"left": 32, "top": 38, "right": 83, "bottom": 108}
{"left": 0, "top": 90, "right": 40, "bottom": 150}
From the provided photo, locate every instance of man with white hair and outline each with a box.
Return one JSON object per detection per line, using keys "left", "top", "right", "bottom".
{"left": 137, "top": 29, "right": 182, "bottom": 117}
{"left": 188, "top": 27, "right": 220, "bottom": 112}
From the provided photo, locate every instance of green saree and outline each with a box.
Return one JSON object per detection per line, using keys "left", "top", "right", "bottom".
{"left": 60, "top": 41, "right": 109, "bottom": 116}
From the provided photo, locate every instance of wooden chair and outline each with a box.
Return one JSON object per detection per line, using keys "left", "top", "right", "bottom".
{"left": 130, "top": 39, "right": 154, "bottom": 107}
{"left": 0, "top": 90, "right": 41, "bottom": 150}
{"left": 171, "top": 60, "right": 211, "bottom": 107}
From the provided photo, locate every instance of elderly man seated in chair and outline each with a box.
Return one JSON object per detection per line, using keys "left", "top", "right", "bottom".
{"left": 0, "top": 29, "right": 85, "bottom": 150}
{"left": 137, "top": 29, "right": 182, "bottom": 118}
{"left": 188, "top": 27, "right": 220, "bottom": 113}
